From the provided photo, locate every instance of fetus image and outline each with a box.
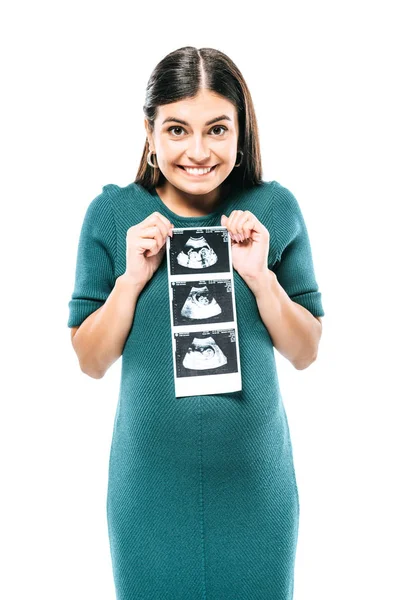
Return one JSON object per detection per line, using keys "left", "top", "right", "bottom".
{"left": 177, "top": 236, "right": 218, "bottom": 269}
{"left": 182, "top": 336, "right": 228, "bottom": 371}
{"left": 180, "top": 285, "right": 222, "bottom": 320}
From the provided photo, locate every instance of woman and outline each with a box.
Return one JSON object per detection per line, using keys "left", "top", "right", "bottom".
{"left": 68, "top": 46, "right": 324, "bottom": 600}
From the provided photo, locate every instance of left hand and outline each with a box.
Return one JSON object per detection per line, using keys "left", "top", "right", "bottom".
{"left": 221, "top": 211, "right": 270, "bottom": 279}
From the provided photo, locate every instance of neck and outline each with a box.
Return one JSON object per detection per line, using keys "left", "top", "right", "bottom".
{"left": 156, "top": 181, "right": 231, "bottom": 217}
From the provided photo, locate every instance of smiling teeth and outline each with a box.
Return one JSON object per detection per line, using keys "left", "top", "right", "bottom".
{"left": 183, "top": 166, "right": 213, "bottom": 175}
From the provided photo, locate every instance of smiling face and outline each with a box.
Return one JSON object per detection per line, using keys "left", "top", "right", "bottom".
{"left": 145, "top": 89, "right": 240, "bottom": 206}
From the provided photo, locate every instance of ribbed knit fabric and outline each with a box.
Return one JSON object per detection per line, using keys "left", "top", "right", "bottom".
{"left": 67, "top": 180, "right": 324, "bottom": 600}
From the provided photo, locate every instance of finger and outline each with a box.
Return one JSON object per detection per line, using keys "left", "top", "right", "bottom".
{"left": 232, "top": 211, "right": 249, "bottom": 242}
{"left": 140, "top": 225, "right": 164, "bottom": 255}
{"left": 150, "top": 211, "right": 173, "bottom": 229}
{"left": 137, "top": 236, "right": 158, "bottom": 257}
{"left": 154, "top": 214, "right": 174, "bottom": 238}
{"left": 145, "top": 242, "right": 166, "bottom": 258}
{"left": 145, "top": 218, "right": 172, "bottom": 240}
{"left": 154, "top": 213, "right": 175, "bottom": 238}
{"left": 223, "top": 211, "right": 253, "bottom": 243}
{"left": 238, "top": 212, "right": 262, "bottom": 238}
{"left": 222, "top": 210, "right": 240, "bottom": 242}
{"left": 240, "top": 213, "right": 256, "bottom": 240}
{"left": 228, "top": 210, "right": 244, "bottom": 235}
{"left": 146, "top": 212, "right": 174, "bottom": 237}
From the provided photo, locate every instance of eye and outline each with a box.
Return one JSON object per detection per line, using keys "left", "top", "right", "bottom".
{"left": 167, "top": 125, "right": 228, "bottom": 137}
{"left": 168, "top": 126, "right": 185, "bottom": 136}
{"left": 211, "top": 125, "right": 227, "bottom": 136}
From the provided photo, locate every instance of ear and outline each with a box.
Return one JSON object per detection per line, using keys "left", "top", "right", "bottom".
{"left": 144, "top": 119, "right": 151, "bottom": 138}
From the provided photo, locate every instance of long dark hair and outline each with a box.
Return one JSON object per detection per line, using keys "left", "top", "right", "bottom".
{"left": 134, "top": 46, "right": 263, "bottom": 193}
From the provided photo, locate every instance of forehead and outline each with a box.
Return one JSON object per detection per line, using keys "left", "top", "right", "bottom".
{"left": 156, "top": 92, "right": 238, "bottom": 127}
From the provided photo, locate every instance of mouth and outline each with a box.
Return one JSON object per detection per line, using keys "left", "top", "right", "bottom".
{"left": 177, "top": 164, "right": 218, "bottom": 177}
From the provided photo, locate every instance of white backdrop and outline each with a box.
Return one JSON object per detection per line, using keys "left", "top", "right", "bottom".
{"left": 2, "top": 1, "right": 399, "bottom": 598}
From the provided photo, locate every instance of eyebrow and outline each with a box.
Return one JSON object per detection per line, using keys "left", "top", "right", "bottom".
{"left": 161, "top": 114, "right": 232, "bottom": 127}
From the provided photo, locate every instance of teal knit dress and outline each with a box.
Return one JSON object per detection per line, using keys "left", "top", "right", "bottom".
{"left": 67, "top": 180, "right": 324, "bottom": 600}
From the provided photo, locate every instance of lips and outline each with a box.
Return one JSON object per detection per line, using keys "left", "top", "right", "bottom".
{"left": 177, "top": 164, "right": 218, "bottom": 171}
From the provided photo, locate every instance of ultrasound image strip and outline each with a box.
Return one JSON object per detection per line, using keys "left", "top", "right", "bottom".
{"left": 166, "top": 226, "right": 242, "bottom": 398}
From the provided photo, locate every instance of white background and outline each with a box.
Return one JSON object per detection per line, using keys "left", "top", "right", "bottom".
{"left": 2, "top": 1, "right": 399, "bottom": 598}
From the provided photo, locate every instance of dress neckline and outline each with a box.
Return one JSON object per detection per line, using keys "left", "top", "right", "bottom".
{"left": 148, "top": 184, "right": 238, "bottom": 224}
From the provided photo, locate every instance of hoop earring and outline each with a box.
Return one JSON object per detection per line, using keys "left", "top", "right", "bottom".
{"left": 235, "top": 150, "right": 243, "bottom": 167}
{"left": 147, "top": 150, "right": 158, "bottom": 168}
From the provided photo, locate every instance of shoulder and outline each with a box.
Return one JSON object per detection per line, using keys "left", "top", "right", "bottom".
{"left": 238, "top": 179, "right": 301, "bottom": 228}
{"left": 271, "top": 181, "right": 306, "bottom": 239}
{"left": 99, "top": 181, "right": 154, "bottom": 218}
{"left": 231, "top": 180, "right": 275, "bottom": 221}
{"left": 81, "top": 185, "right": 116, "bottom": 230}
{"left": 271, "top": 180, "right": 302, "bottom": 217}
{"left": 238, "top": 179, "right": 275, "bottom": 203}
{"left": 101, "top": 181, "right": 148, "bottom": 202}
{"left": 77, "top": 185, "right": 119, "bottom": 248}
{"left": 84, "top": 182, "right": 139, "bottom": 222}
{"left": 235, "top": 180, "right": 299, "bottom": 221}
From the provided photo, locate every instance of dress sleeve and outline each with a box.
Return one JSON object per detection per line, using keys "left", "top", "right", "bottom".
{"left": 67, "top": 189, "right": 117, "bottom": 327}
{"left": 271, "top": 181, "right": 325, "bottom": 317}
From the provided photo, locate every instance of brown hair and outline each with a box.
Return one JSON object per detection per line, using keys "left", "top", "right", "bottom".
{"left": 134, "top": 46, "right": 263, "bottom": 193}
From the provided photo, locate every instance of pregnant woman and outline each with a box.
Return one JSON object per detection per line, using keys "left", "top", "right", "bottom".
{"left": 67, "top": 45, "right": 324, "bottom": 600}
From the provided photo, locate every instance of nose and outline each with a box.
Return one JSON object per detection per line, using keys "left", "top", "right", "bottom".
{"left": 185, "top": 135, "right": 212, "bottom": 164}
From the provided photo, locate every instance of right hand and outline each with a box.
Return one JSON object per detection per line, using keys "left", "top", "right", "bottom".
{"left": 124, "top": 212, "right": 174, "bottom": 288}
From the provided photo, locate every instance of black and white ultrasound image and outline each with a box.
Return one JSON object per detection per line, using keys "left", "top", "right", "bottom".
{"left": 169, "top": 228, "right": 230, "bottom": 276}
{"left": 171, "top": 279, "right": 234, "bottom": 326}
{"left": 175, "top": 329, "right": 238, "bottom": 378}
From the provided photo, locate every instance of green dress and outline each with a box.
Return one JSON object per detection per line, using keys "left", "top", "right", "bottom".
{"left": 67, "top": 180, "right": 324, "bottom": 600}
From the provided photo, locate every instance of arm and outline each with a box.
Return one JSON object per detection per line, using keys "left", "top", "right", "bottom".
{"left": 70, "top": 274, "right": 143, "bottom": 379}
{"left": 246, "top": 269, "right": 322, "bottom": 370}
{"left": 67, "top": 188, "right": 144, "bottom": 378}
{"left": 250, "top": 181, "right": 325, "bottom": 369}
